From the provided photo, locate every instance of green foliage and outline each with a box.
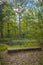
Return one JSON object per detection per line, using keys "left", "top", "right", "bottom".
{"left": 0, "top": 1, "right": 17, "bottom": 38}
{"left": 0, "top": 54, "right": 7, "bottom": 65}
{"left": 0, "top": 42, "right": 39, "bottom": 50}
{"left": 0, "top": 44, "right": 9, "bottom": 51}
{"left": 0, "top": 0, "right": 43, "bottom": 46}
{"left": 1, "top": 61, "right": 7, "bottom": 65}
{"left": 39, "top": 59, "right": 43, "bottom": 65}
{"left": 8, "top": 42, "right": 39, "bottom": 48}
{"left": 36, "top": 0, "right": 43, "bottom": 46}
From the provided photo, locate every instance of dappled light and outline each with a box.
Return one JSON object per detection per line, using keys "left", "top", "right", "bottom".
{"left": 0, "top": 0, "right": 43, "bottom": 65}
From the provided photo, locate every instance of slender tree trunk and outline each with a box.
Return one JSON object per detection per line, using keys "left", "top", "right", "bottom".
{"left": 0, "top": 19, "right": 3, "bottom": 38}
{"left": 1, "top": 25, "right": 3, "bottom": 38}
{"left": 7, "top": 22, "right": 10, "bottom": 38}
{"left": 19, "top": 14, "right": 21, "bottom": 38}
{"left": 0, "top": 5, "right": 3, "bottom": 38}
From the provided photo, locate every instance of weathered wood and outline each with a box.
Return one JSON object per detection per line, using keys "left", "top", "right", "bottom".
{"left": 7, "top": 47, "right": 42, "bottom": 53}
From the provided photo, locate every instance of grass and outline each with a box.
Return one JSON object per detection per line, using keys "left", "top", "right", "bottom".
{"left": 0, "top": 42, "right": 40, "bottom": 51}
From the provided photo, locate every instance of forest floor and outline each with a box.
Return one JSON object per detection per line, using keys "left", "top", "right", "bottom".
{"left": 0, "top": 48, "right": 43, "bottom": 65}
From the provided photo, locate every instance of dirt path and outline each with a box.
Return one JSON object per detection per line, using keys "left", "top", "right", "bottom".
{"left": 0, "top": 50, "right": 43, "bottom": 65}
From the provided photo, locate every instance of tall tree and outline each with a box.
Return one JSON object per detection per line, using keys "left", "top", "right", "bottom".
{"left": 9, "top": 0, "right": 29, "bottom": 38}
{"left": 0, "top": 0, "right": 16, "bottom": 38}
{"left": 36, "top": 0, "right": 43, "bottom": 45}
{"left": 20, "top": 7, "right": 37, "bottom": 39}
{"left": 0, "top": 1, "right": 4, "bottom": 38}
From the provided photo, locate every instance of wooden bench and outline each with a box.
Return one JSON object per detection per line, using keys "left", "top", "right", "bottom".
{"left": 7, "top": 47, "right": 42, "bottom": 53}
